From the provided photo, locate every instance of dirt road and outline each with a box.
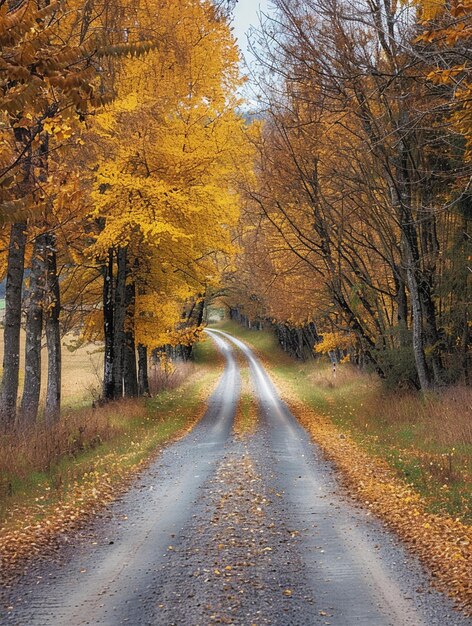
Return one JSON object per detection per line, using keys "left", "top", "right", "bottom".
{"left": 2, "top": 331, "right": 470, "bottom": 625}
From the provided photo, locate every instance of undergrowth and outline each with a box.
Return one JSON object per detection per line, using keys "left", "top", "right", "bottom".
{"left": 0, "top": 337, "right": 221, "bottom": 529}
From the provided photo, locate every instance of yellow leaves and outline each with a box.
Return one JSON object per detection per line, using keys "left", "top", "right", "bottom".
{"left": 116, "top": 92, "right": 140, "bottom": 113}
{"left": 426, "top": 66, "right": 466, "bottom": 85}
{"left": 278, "top": 382, "right": 472, "bottom": 614}
{"left": 87, "top": 3, "right": 252, "bottom": 338}
{"left": 314, "top": 332, "right": 356, "bottom": 354}
{"left": 0, "top": 0, "right": 253, "bottom": 346}
{"left": 0, "top": 195, "right": 38, "bottom": 226}
{"left": 444, "top": 21, "right": 468, "bottom": 45}
{"left": 451, "top": 0, "right": 472, "bottom": 16}
{"left": 134, "top": 293, "right": 204, "bottom": 351}
{"left": 43, "top": 120, "right": 73, "bottom": 142}
{"left": 418, "top": 0, "right": 444, "bottom": 20}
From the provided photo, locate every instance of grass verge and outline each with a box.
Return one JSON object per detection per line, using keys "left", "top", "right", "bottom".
{"left": 217, "top": 320, "right": 472, "bottom": 614}
{"left": 0, "top": 336, "right": 222, "bottom": 576}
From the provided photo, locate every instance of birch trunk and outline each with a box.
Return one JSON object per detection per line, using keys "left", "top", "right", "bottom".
{"left": 45, "top": 233, "right": 61, "bottom": 424}
{"left": 0, "top": 222, "right": 27, "bottom": 428}
{"left": 19, "top": 234, "right": 47, "bottom": 426}
{"left": 103, "top": 249, "right": 114, "bottom": 401}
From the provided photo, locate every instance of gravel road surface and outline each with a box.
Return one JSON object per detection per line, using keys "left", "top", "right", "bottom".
{"left": 1, "top": 330, "right": 470, "bottom": 626}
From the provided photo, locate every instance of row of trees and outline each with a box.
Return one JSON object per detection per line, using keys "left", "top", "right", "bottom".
{"left": 227, "top": 0, "right": 471, "bottom": 389}
{"left": 0, "top": 0, "right": 251, "bottom": 429}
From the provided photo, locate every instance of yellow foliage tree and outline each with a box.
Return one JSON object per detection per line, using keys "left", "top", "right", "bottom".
{"left": 84, "top": 0, "right": 253, "bottom": 399}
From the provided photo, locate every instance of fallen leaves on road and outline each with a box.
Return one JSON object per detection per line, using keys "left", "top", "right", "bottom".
{"left": 272, "top": 374, "right": 472, "bottom": 616}
{"left": 155, "top": 447, "right": 313, "bottom": 625}
{"left": 0, "top": 374, "right": 220, "bottom": 583}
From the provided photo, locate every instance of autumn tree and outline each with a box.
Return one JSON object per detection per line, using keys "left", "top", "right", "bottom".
{"left": 1, "top": 0, "right": 163, "bottom": 427}
{"left": 228, "top": 0, "right": 471, "bottom": 389}
{"left": 85, "top": 0, "right": 251, "bottom": 401}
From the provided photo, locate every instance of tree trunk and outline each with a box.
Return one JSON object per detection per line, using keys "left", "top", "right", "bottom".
{"left": 460, "top": 211, "right": 471, "bottom": 384}
{"left": 394, "top": 145, "right": 433, "bottom": 390}
{"left": 19, "top": 233, "right": 47, "bottom": 427}
{"left": 393, "top": 265, "right": 409, "bottom": 348}
{"left": 123, "top": 280, "right": 138, "bottom": 398}
{"left": 400, "top": 204, "right": 431, "bottom": 390}
{"left": 296, "top": 328, "right": 303, "bottom": 359}
{"left": 418, "top": 272, "right": 443, "bottom": 385}
{"left": 196, "top": 296, "right": 205, "bottom": 326}
{"left": 406, "top": 264, "right": 431, "bottom": 391}
{"left": 112, "top": 247, "right": 127, "bottom": 399}
{"left": 138, "top": 344, "right": 150, "bottom": 396}
{"left": 418, "top": 198, "right": 443, "bottom": 385}
{"left": 103, "top": 249, "right": 114, "bottom": 401}
{"left": 0, "top": 222, "right": 27, "bottom": 428}
{"left": 303, "top": 322, "right": 319, "bottom": 358}
{"left": 45, "top": 233, "right": 61, "bottom": 424}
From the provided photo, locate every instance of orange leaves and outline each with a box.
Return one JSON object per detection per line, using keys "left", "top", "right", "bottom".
{"left": 414, "top": 0, "right": 472, "bottom": 157}
{"left": 417, "top": 0, "right": 444, "bottom": 20}
{"left": 426, "top": 66, "right": 467, "bottom": 84}
{"left": 0, "top": 2, "right": 60, "bottom": 48}
{"left": 415, "top": 0, "right": 472, "bottom": 21}
{"left": 276, "top": 381, "right": 472, "bottom": 614}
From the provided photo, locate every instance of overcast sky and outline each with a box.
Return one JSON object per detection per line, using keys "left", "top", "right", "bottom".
{"left": 232, "top": 0, "right": 269, "bottom": 56}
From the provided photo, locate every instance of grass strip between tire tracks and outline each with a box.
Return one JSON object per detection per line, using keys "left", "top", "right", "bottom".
{"left": 233, "top": 364, "right": 258, "bottom": 438}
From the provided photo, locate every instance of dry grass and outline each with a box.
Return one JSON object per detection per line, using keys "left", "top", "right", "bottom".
{"left": 0, "top": 341, "right": 221, "bottom": 520}
{"left": 306, "top": 362, "right": 373, "bottom": 390}
{"left": 294, "top": 357, "right": 470, "bottom": 436}
{"left": 0, "top": 330, "right": 103, "bottom": 408}
{"left": 0, "top": 399, "right": 145, "bottom": 507}
{"left": 0, "top": 336, "right": 223, "bottom": 578}
{"left": 0, "top": 360, "right": 204, "bottom": 488}
{"left": 388, "top": 387, "right": 472, "bottom": 447}
{"left": 358, "top": 387, "right": 472, "bottom": 446}
{"left": 310, "top": 364, "right": 472, "bottom": 447}
{"left": 299, "top": 363, "right": 472, "bottom": 520}
{"left": 149, "top": 360, "right": 196, "bottom": 395}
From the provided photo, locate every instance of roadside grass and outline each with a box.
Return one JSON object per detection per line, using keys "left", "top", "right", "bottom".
{"left": 0, "top": 336, "right": 222, "bottom": 570}
{"left": 216, "top": 320, "right": 471, "bottom": 522}
{"left": 216, "top": 321, "right": 472, "bottom": 612}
